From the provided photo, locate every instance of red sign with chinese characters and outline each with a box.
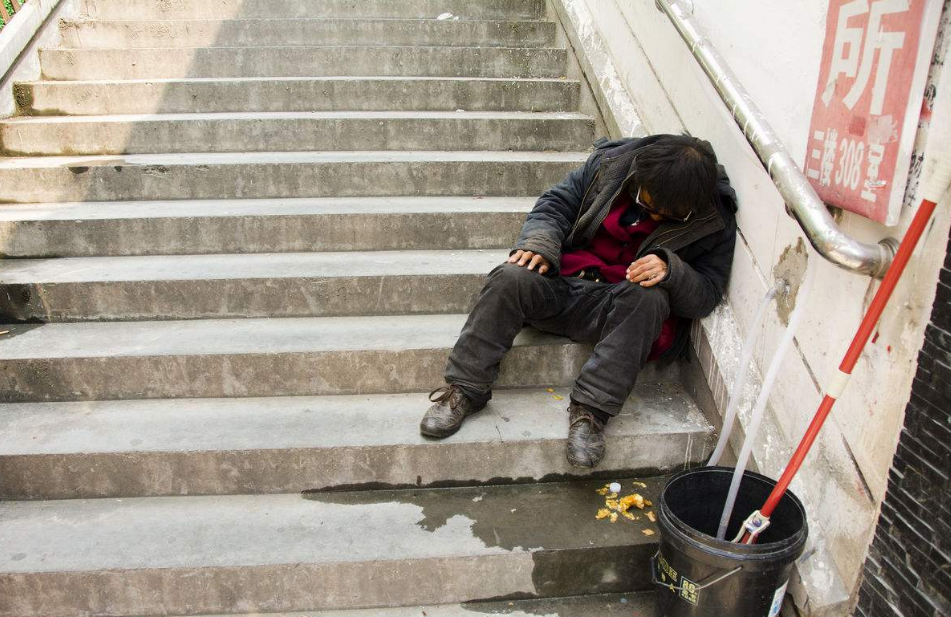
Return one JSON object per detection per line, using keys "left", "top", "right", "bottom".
{"left": 805, "top": 0, "right": 932, "bottom": 224}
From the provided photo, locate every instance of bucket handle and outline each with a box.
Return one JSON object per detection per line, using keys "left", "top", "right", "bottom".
{"left": 650, "top": 550, "right": 743, "bottom": 593}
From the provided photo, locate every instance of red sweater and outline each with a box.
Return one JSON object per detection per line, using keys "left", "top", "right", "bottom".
{"left": 561, "top": 192, "right": 678, "bottom": 360}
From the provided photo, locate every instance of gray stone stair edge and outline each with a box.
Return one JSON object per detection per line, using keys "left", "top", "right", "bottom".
{"left": 0, "top": 384, "right": 713, "bottom": 498}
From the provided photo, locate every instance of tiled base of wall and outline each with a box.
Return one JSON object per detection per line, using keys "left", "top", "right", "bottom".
{"left": 855, "top": 235, "right": 951, "bottom": 617}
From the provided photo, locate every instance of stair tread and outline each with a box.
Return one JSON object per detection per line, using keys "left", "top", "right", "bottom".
{"left": 44, "top": 44, "right": 561, "bottom": 51}
{"left": 0, "top": 477, "right": 664, "bottom": 573}
{"left": 38, "top": 46, "right": 569, "bottom": 81}
{"left": 164, "top": 593, "right": 655, "bottom": 617}
{"left": 1, "top": 111, "right": 591, "bottom": 125}
{"left": 0, "top": 196, "right": 535, "bottom": 222}
{"left": 17, "top": 75, "right": 579, "bottom": 85}
{"left": 15, "top": 77, "right": 584, "bottom": 117}
{"left": 0, "top": 150, "right": 589, "bottom": 168}
{"left": 79, "top": 0, "right": 546, "bottom": 21}
{"left": 0, "top": 314, "right": 575, "bottom": 359}
{"left": 0, "top": 249, "right": 508, "bottom": 283}
{"left": 64, "top": 17, "right": 552, "bottom": 24}
{"left": 56, "top": 17, "right": 557, "bottom": 50}
{"left": 0, "top": 384, "right": 710, "bottom": 456}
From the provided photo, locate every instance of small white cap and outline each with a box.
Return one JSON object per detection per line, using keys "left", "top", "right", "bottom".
{"left": 609, "top": 482, "right": 621, "bottom": 493}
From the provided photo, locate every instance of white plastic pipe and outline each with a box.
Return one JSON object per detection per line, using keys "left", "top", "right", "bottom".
{"left": 706, "top": 282, "right": 782, "bottom": 467}
{"left": 716, "top": 251, "right": 818, "bottom": 540}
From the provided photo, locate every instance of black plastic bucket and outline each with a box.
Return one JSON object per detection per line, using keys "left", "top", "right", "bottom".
{"left": 652, "top": 466, "right": 808, "bottom": 617}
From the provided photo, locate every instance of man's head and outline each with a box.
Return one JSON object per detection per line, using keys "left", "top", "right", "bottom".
{"left": 630, "top": 134, "right": 719, "bottom": 223}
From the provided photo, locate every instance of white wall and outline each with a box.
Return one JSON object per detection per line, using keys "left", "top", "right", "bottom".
{"left": 554, "top": 0, "right": 951, "bottom": 613}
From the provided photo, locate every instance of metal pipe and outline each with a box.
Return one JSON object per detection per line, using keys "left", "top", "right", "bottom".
{"left": 655, "top": 0, "right": 898, "bottom": 278}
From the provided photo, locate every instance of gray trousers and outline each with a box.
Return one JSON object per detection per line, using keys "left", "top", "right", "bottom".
{"left": 445, "top": 263, "right": 670, "bottom": 415}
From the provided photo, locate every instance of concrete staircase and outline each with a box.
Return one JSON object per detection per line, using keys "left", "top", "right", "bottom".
{"left": 0, "top": 1, "right": 714, "bottom": 615}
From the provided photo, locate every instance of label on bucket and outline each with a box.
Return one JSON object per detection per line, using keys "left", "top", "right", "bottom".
{"left": 657, "top": 553, "right": 700, "bottom": 606}
{"left": 767, "top": 580, "right": 789, "bottom": 617}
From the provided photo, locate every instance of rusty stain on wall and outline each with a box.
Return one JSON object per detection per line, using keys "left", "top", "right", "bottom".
{"left": 772, "top": 237, "right": 809, "bottom": 325}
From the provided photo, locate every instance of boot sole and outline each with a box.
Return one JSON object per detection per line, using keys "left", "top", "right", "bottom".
{"left": 567, "top": 457, "right": 601, "bottom": 469}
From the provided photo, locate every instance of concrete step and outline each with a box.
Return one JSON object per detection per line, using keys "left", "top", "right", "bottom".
{"left": 0, "top": 249, "right": 508, "bottom": 321}
{"left": 0, "top": 197, "right": 531, "bottom": 257}
{"left": 14, "top": 77, "right": 582, "bottom": 116}
{"left": 0, "top": 478, "right": 662, "bottom": 617}
{"left": 0, "top": 150, "right": 587, "bottom": 204}
{"left": 0, "top": 384, "right": 713, "bottom": 499}
{"left": 59, "top": 18, "right": 558, "bottom": 49}
{"left": 78, "top": 0, "right": 547, "bottom": 21}
{"left": 0, "top": 314, "right": 680, "bottom": 402}
{"left": 154, "top": 594, "right": 657, "bottom": 617}
{"left": 39, "top": 46, "right": 568, "bottom": 80}
{"left": 0, "top": 111, "right": 595, "bottom": 156}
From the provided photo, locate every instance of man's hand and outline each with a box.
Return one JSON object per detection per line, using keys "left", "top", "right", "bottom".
{"left": 508, "top": 250, "right": 551, "bottom": 274}
{"left": 627, "top": 255, "right": 667, "bottom": 287}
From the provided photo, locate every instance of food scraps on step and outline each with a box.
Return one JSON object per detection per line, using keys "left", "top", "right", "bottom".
{"left": 594, "top": 482, "right": 657, "bottom": 531}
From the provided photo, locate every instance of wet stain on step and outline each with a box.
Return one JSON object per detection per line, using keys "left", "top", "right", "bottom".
{"left": 302, "top": 479, "right": 660, "bottom": 600}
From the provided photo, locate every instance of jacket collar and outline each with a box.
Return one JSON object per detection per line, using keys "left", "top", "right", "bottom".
{"left": 637, "top": 203, "right": 725, "bottom": 257}
{"left": 567, "top": 144, "right": 646, "bottom": 247}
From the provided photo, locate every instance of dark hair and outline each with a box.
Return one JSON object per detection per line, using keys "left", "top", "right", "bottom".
{"left": 632, "top": 134, "right": 719, "bottom": 221}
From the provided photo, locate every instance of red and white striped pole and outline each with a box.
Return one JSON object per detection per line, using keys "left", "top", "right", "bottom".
{"left": 741, "top": 77, "right": 951, "bottom": 544}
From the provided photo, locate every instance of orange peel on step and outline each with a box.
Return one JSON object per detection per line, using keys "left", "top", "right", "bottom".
{"left": 618, "top": 493, "right": 645, "bottom": 511}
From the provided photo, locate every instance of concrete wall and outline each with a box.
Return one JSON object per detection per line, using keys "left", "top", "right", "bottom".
{"left": 551, "top": 0, "right": 951, "bottom": 614}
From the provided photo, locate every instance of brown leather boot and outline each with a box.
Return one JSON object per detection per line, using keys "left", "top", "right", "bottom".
{"left": 419, "top": 385, "right": 487, "bottom": 438}
{"left": 566, "top": 401, "right": 607, "bottom": 468}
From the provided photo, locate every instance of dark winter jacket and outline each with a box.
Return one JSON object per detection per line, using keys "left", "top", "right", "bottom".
{"left": 513, "top": 135, "right": 739, "bottom": 359}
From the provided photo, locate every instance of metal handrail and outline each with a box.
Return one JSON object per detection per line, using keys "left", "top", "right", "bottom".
{"left": 656, "top": 0, "right": 898, "bottom": 278}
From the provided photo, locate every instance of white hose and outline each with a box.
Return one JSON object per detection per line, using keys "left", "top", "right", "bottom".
{"left": 716, "top": 249, "right": 818, "bottom": 540}
{"left": 706, "top": 281, "right": 782, "bottom": 467}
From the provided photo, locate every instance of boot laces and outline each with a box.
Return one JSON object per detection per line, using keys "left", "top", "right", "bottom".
{"left": 569, "top": 404, "right": 604, "bottom": 430}
{"left": 429, "top": 385, "right": 459, "bottom": 407}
